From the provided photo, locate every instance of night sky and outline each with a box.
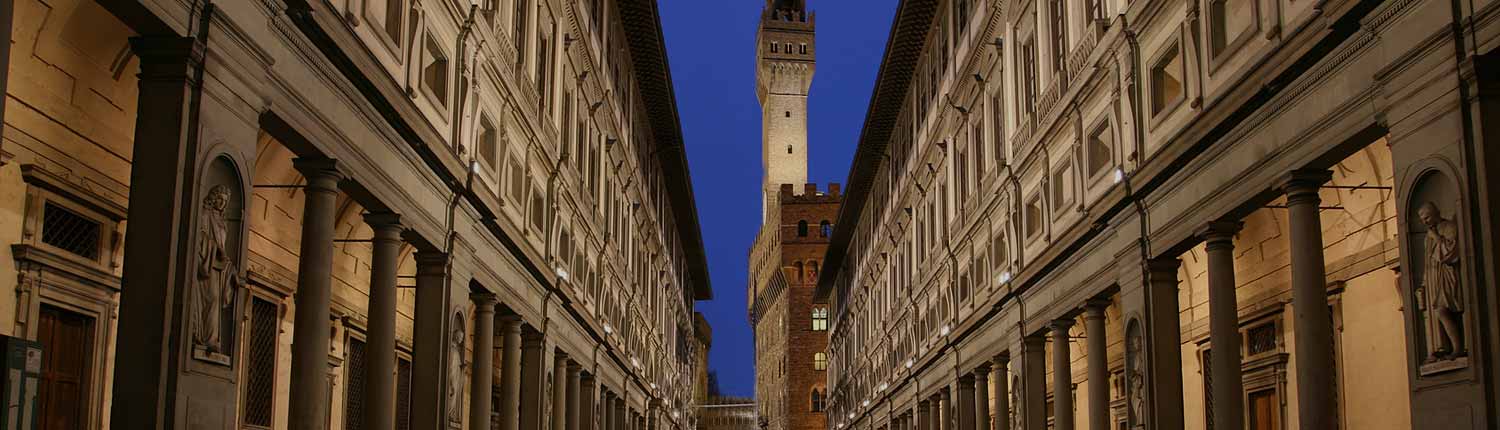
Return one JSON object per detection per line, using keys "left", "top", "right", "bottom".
{"left": 659, "top": 0, "right": 900, "bottom": 398}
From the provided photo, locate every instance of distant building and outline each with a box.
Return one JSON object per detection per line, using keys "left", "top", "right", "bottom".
{"left": 698, "top": 396, "right": 758, "bottom": 430}
{"left": 747, "top": 2, "right": 838, "bottom": 430}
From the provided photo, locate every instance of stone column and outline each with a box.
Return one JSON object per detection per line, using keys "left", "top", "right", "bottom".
{"left": 109, "top": 36, "right": 207, "bottom": 429}
{"left": 554, "top": 354, "right": 571, "bottom": 430}
{"left": 520, "top": 331, "right": 548, "bottom": 430}
{"left": 471, "top": 294, "right": 499, "bottom": 430}
{"left": 1051, "top": 320, "right": 1076, "bottom": 430}
{"left": 974, "top": 365, "right": 991, "bottom": 430}
{"left": 993, "top": 354, "right": 1011, "bottom": 430}
{"left": 1201, "top": 221, "right": 1244, "bottom": 430}
{"left": 499, "top": 316, "right": 525, "bottom": 430}
{"left": 613, "top": 396, "right": 627, "bottom": 430}
{"left": 365, "top": 213, "right": 405, "bottom": 430}
{"left": 1021, "top": 335, "right": 1047, "bottom": 430}
{"left": 917, "top": 400, "right": 932, "bottom": 430}
{"left": 580, "top": 374, "right": 597, "bottom": 430}
{"left": 958, "top": 375, "right": 977, "bottom": 430}
{"left": 940, "top": 388, "right": 953, "bottom": 430}
{"left": 413, "top": 250, "right": 459, "bottom": 429}
{"left": 1282, "top": 170, "right": 1337, "bottom": 430}
{"left": 288, "top": 158, "right": 343, "bottom": 430}
{"left": 601, "top": 393, "right": 614, "bottom": 430}
{"left": 567, "top": 362, "right": 582, "bottom": 430}
{"left": 1144, "top": 258, "right": 1185, "bottom": 430}
{"left": 1083, "top": 302, "right": 1110, "bottom": 430}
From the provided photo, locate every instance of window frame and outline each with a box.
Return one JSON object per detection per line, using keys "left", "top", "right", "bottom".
{"left": 1148, "top": 40, "right": 1187, "bottom": 125}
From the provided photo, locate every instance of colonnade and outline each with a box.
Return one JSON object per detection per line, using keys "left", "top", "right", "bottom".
{"left": 867, "top": 169, "right": 1342, "bottom": 430}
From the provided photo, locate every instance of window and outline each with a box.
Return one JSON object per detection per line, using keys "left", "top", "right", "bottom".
{"left": 345, "top": 337, "right": 368, "bottom": 430}
{"left": 479, "top": 116, "right": 499, "bottom": 170}
{"left": 422, "top": 36, "right": 449, "bottom": 106}
{"left": 1051, "top": 161, "right": 1074, "bottom": 215}
{"left": 1086, "top": 120, "right": 1114, "bottom": 180}
{"left": 1024, "top": 195, "right": 1044, "bottom": 238}
{"left": 513, "top": 0, "right": 528, "bottom": 67}
{"left": 1020, "top": 37, "right": 1039, "bottom": 117}
{"left": 537, "top": 21, "right": 555, "bottom": 113}
{"left": 820, "top": 221, "right": 832, "bottom": 237}
{"left": 529, "top": 187, "right": 546, "bottom": 232}
{"left": 800, "top": 43, "right": 808, "bottom": 54}
{"left": 991, "top": 93, "right": 1007, "bottom": 162}
{"left": 1209, "top": 0, "right": 1255, "bottom": 57}
{"left": 507, "top": 154, "right": 526, "bottom": 205}
{"left": 1150, "top": 43, "right": 1185, "bottom": 118}
{"left": 41, "top": 202, "right": 102, "bottom": 260}
{"left": 397, "top": 357, "right": 413, "bottom": 430}
{"left": 814, "top": 352, "right": 828, "bottom": 370}
{"left": 368, "top": 0, "right": 404, "bottom": 46}
{"left": 1048, "top": 0, "right": 1069, "bottom": 75}
{"left": 798, "top": 220, "right": 809, "bottom": 237}
{"left": 772, "top": 42, "right": 779, "bottom": 53}
{"left": 812, "top": 389, "right": 826, "bottom": 412}
{"left": 989, "top": 231, "right": 1007, "bottom": 270}
{"left": 243, "top": 296, "right": 280, "bottom": 429}
{"left": 787, "top": 145, "right": 794, "bottom": 154}
{"left": 812, "top": 307, "right": 829, "bottom": 331}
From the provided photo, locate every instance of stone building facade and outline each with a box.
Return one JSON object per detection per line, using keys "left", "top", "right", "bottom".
{"left": 748, "top": 2, "right": 839, "bottom": 430}
{"left": 0, "top": 0, "right": 710, "bottom": 429}
{"left": 816, "top": 0, "right": 1500, "bottom": 430}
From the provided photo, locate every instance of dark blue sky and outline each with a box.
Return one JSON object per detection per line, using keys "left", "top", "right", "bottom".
{"left": 660, "top": 0, "right": 900, "bottom": 398}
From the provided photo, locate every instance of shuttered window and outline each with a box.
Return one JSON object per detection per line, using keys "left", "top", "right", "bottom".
{"left": 242, "top": 297, "right": 279, "bottom": 428}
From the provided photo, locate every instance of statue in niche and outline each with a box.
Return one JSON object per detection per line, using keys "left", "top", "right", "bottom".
{"left": 1009, "top": 375, "right": 1022, "bottom": 430}
{"left": 192, "top": 185, "right": 241, "bottom": 362}
{"left": 1419, "top": 202, "right": 1466, "bottom": 361}
{"left": 1126, "top": 322, "right": 1145, "bottom": 428}
{"left": 447, "top": 311, "right": 467, "bottom": 423}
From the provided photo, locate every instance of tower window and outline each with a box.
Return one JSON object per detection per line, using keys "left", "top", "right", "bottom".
{"left": 797, "top": 220, "right": 809, "bottom": 237}
{"left": 771, "top": 43, "right": 779, "bottom": 53}
{"left": 813, "top": 352, "right": 828, "bottom": 370}
{"left": 800, "top": 43, "right": 807, "bottom": 54}
{"left": 785, "top": 111, "right": 791, "bottom": 118}
{"left": 787, "top": 145, "right": 793, "bottom": 154}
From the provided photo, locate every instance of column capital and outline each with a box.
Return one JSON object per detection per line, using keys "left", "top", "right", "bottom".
{"left": 1083, "top": 299, "right": 1110, "bottom": 317}
{"left": 1050, "top": 317, "right": 1076, "bottom": 331}
{"left": 413, "top": 250, "right": 450, "bottom": 275}
{"left": 364, "top": 211, "right": 404, "bottom": 233}
{"left": 1280, "top": 169, "right": 1333, "bottom": 201}
{"left": 568, "top": 361, "right": 583, "bottom": 372}
{"left": 959, "top": 373, "right": 976, "bottom": 385}
{"left": 472, "top": 292, "right": 499, "bottom": 309}
{"left": 992, "top": 351, "right": 1011, "bottom": 366}
{"left": 522, "top": 329, "right": 546, "bottom": 347}
{"left": 128, "top": 36, "right": 204, "bottom": 79}
{"left": 1197, "top": 220, "right": 1243, "bottom": 248}
{"left": 973, "top": 362, "right": 992, "bottom": 375}
{"left": 292, "top": 158, "right": 343, "bottom": 188}
{"left": 500, "top": 314, "right": 525, "bottom": 330}
{"left": 1146, "top": 257, "right": 1181, "bottom": 276}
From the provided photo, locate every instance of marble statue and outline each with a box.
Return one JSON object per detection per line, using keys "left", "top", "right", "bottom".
{"left": 448, "top": 312, "right": 467, "bottom": 423}
{"left": 1419, "top": 202, "right": 1465, "bottom": 361}
{"left": 193, "top": 185, "right": 240, "bottom": 357}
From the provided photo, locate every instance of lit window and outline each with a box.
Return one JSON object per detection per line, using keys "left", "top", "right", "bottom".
{"left": 814, "top": 352, "right": 828, "bottom": 370}
{"left": 812, "top": 307, "right": 829, "bottom": 331}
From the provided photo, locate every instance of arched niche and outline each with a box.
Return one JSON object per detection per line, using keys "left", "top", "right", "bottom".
{"left": 1124, "top": 317, "right": 1145, "bottom": 429}
{"left": 190, "top": 155, "right": 247, "bottom": 366}
{"left": 1400, "top": 163, "right": 1471, "bottom": 375}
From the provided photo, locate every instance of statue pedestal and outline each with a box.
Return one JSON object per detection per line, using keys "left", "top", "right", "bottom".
{"left": 1418, "top": 357, "right": 1468, "bottom": 377}
{"left": 193, "top": 347, "right": 233, "bottom": 366}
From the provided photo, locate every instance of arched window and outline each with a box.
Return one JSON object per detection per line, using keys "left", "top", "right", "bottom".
{"left": 797, "top": 220, "right": 809, "bottom": 237}
{"left": 811, "top": 389, "right": 825, "bottom": 412}
{"left": 813, "top": 352, "right": 828, "bottom": 370}
{"left": 819, "top": 220, "right": 832, "bottom": 237}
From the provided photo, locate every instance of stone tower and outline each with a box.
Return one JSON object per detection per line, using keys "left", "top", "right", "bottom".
{"left": 756, "top": 0, "right": 816, "bottom": 221}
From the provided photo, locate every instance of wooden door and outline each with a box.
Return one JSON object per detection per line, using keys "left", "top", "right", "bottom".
{"left": 36, "top": 304, "right": 95, "bottom": 430}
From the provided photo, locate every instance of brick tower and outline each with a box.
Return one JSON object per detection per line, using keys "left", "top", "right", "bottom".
{"left": 749, "top": 4, "right": 837, "bottom": 430}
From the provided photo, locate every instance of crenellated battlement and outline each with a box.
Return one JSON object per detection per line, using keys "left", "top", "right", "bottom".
{"left": 778, "top": 183, "right": 842, "bottom": 204}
